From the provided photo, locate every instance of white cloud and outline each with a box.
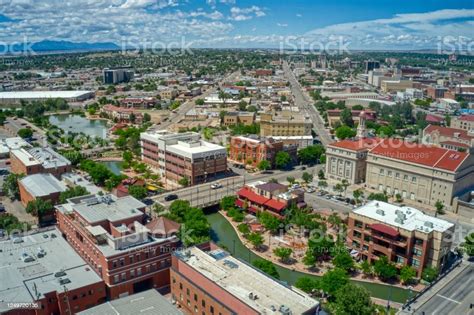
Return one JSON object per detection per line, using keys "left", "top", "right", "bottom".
{"left": 277, "top": 23, "right": 288, "bottom": 27}
{"left": 296, "top": 14, "right": 302, "bottom": 18}
{"left": 229, "top": 6, "right": 266, "bottom": 21}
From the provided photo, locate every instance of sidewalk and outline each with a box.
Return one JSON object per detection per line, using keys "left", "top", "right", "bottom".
{"left": 397, "top": 260, "right": 469, "bottom": 314}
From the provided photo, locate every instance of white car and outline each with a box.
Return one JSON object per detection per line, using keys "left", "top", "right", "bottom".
{"left": 211, "top": 183, "right": 222, "bottom": 189}
{"left": 306, "top": 188, "right": 315, "bottom": 193}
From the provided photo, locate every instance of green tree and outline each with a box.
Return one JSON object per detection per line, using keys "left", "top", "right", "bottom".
{"left": 26, "top": 199, "right": 53, "bottom": 223}
{"left": 373, "top": 256, "right": 398, "bottom": 281}
{"left": 257, "top": 160, "right": 270, "bottom": 171}
{"left": 237, "top": 223, "right": 250, "bottom": 234}
{"left": 335, "top": 125, "right": 356, "bottom": 140}
{"left": 422, "top": 266, "right": 439, "bottom": 283}
{"left": 334, "top": 183, "right": 344, "bottom": 195}
{"left": 297, "top": 145, "right": 325, "bottom": 165}
{"left": 178, "top": 177, "right": 189, "bottom": 187}
{"left": 302, "top": 172, "right": 313, "bottom": 184}
{"left": 400, "top": 266, "right": 417, "bottom": 285}
{"left": 368, "top": 192, "right": 388, "bottom": 202}
{"left": 247, "top": 232, "right": 264, "bottom": 249}
{"left": 273, "top": 247, "right": 293, "bottom": 262}
{"left": 122, "top": 151, "right": 133, "bottom": 164}
{"left": 434, "top": 200, "right": 445, "bottom": 217}
{"left": 340, "top": 108, "right": 354, "bottom": 127}
{"left": 195, "top": 98, "right": 205, "bottom": 105}
{"left": 360, "top": 260, "right": 373, "bottom": 277}
{"left": 321, "top": 268, "right": 349, "bottom": 296}
{"left": 286, "top": 176, "right": 296, "bottom": 185}
{"left": 220, "top": 196, "right": 237, "bottom": 211}
{"left": 318, "top": 169, "right": 325, "bottom": 179}
{"left": 332, "top": 283, "right": 374, "bottom": 315}
{"left": 59, "top": 186, "right": 89, "bottom": 203}
{"left": 258, "top": 211, "right": 281, "bottom": 233}
{"left": 353, "top": 189, "right": 364, "bottom": 204}
{"left": 143, "top": 113, "right": 151, "bottom": 122}
{"left": 377, "top": 125, "right": 395, "bottom": 137}
{"left": 17, "top": 128, "right": 33, "bottom": 139}
{"left": 295, "top": 277, "right": 320, "bottom": 294}
{"left": 128, "top": 185, "right": 148, "bottom": 200}
{"left": 3, "top": 173, "right": 24, "bottom": 200}
{"left": 333, "top": 251, "right": 354, "bottom": 271}
{"left": 462, "top": 232, "right": 474, "bottom": 256}
{"left": 303, "top": 249, "right": 317, "bottom": 268}
{"left": 252, "top": 259, "right": 280, "bottom": 279}
{"left": 275, "top": 151, "right": 291, "bottom": 169}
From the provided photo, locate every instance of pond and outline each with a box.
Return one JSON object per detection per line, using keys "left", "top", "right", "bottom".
{"left": 206, "top": 212, "right": 414, "bottom": 304}
{"left": 101, "top": 161, "right": 123, "bottom": 175}
{"left": 49, "top": 114, "right": 108, "bottom": 139}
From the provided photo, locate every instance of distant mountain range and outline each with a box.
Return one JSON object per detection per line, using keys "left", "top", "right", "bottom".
{"left": 0, "top": 40, "right": 120, "bottom": 54}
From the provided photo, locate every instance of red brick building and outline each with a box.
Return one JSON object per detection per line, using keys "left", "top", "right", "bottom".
{"left": 56, "top": 194, "right": 180, "bottom": 300}
{"left": 229, "top": 136, "right": 283, "bottom": 168}
{"left": 0, "top": 228, "right": 106, "bottom": 315}
{"left": 170, "top": 244, "right": 319, "bottom": 315}
{"left": 10, "top": 147, "right": 71, "bottom": 178}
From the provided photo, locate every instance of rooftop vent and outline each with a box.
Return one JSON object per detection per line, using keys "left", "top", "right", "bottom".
{"left": 424, "top": 221, "right": 434, "bottom": 229}
{"left": 54, "top": 271, "right": 67, "bottom": 278}
{"left": 395, "top": 218, "right": 405, "bottom": 225}
{"left": 279, "top": 305, "right": 291, "bottom": 315}
{"left": 223, "top": 259, "right": 239, "bottom": 269}
{"left": 376, "top": 209, "right": 385, "bottom": 216}
{"left": 58, "top": 278, "right": 71, "bottom": 285}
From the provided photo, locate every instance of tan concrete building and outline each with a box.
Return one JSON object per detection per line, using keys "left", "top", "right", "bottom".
{"left": 366, "top": 139, "right": 474, "bottom": 209}
{"left": 422, "top": 125, "right": 474, "bottom": 151}
{"left": 159, "top": 89, "right": 178, "bottom": 100}
{"left": 326, "top": 138, "right": 382, "bottom": 184}
{"left": 222, "top": 111, "right": 256, "bottom": 126}
{"left": 451, "top": 115, "right": 474, "bottom": 132}
{"left": 260, "top": 111, "right": 312, "bottom": 137}
{"left": 381, "top": 80, "right": 415, "bottom": 93}
{"left": 347, "top": 201, "right": 454, "bottom": 277}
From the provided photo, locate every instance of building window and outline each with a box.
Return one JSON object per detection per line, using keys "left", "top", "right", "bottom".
{"left": 387, "top": 171, "right": 392, "bottom": 177}
{"left": 202, "top": 300, "right": 206, "bottom": 307}
{"left": 120, "top": 258, "right": 124, "bottom": 266}
{"left": 396, "top": 256, "right": 404, "bottom": 264}
{"left": 378, "top": 184, "right": 384, "bottom": 192}
{"left": 412, "top": 258, "right": 420, "bottom": 267}
{"left": 415, "top": 238, "right": 424, "bottom": 246}
{"left": 112, "top": 260, "right": 117, "bottom": 268}
{"left": 352, "top": 240, "right": 360, "bottom": 248}
{"left": 130, "top": 270, "right": 135, "bottom": 278}
{"left": 364, "top": 235, "right": 371, "bottom": 242}
{"left": 412, "top": 177, "right": 417, "bottom": 183}
{"left": 395, "top": 173, "right": 400, "bottom": 179}
{"left": 186, "top": 288, "right": 190, "bottom": 296}
{"left": 114, "top": 275, "right": 119, "bottom": 284}
{"left": 413, "top": 248, "right": 422, "bottom": 256}
{"left": 410, "top": 192, "right": 415, "bottom": 200}
{"left": 362, "top": 245, "right": 369, "bottom": 251}
{"left": 179, "top": 283, "right": 183, "bottom": 290}
{"left": 121, "top": 273, "right": 126, "bottom": 281}
{"left": 354, "top": 220, "right": 363, "bottom": 228}
{"left": 210, "top": 306, "right": 214, "bottom": 314}
{"left": 403, "top": 175, "right": 408, "bottom": 181}
{"left": 129, "top": 255, "right": 134, "bottom": 264}
{"left": 379, "top": 169, "right": 385, "bottom": 175}
{"left": 353, "top": 231, "right": 362, "bottom": 239}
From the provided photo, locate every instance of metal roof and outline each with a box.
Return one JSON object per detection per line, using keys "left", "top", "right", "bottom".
{"left": 20, "top": 173, "right": 67, "bottom": 197}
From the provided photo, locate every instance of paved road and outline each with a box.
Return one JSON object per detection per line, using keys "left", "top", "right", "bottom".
{"left": 283, "top": 61, "right": 333, "bottom": 146}
{"left": 415, "top": 263, "right": 474, "bottom": 315}
{"left": 153, "top": 165, "right": 323, "bottom": 207}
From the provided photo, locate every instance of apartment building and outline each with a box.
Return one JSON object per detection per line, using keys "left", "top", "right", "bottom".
{"left": 119, "top": 97, "right": 156, "bottom": 109}
{"left": 103, "top": 68, "right": 134, "bottom": 84}
{"left": 366, "top": 139, "right": 474, "bottom": 208}
{"left": 159, "top": 89, "right": 178, "bottom": 100}
{"left": 422, "top": 125, "right": 474, "bottom": 151}
{"left": 229, "top": 135, "right": 283, "bottom": 168}
{"left": 236, "top": 181, "right": 305, "bottom": 219}
{"left": 347, "top": 201, "right": 454, "bottom": 277}
{"left": 101, "top": 104, "right": 143, "bottom": 123}
{"left": 10, "top": 147, "right": 72, "bottom": 178}
{"left": 326, "top": 109, "right": 376, "bottom": 128}
{"left": 426, "top": 85, "right": 448, "bottom": 99}
{"left": 326, "top": 138, "right": 382, "bottom": 184}
{"left": 170, "top": 245, "right": 319, "bottom": 315}
{"left": 140, "top": 131, "right": 227, "bottom": 185}
{"left": 452, "top": 115, "right": 474, "bottom": 131}
{"left": 222, "top": 111, "right": 256, "bottom": 126}
{"left": 260, "top": 111, "right": 312, "bottom": 137}
{"left": 0, "top": 228, "right": 106, "bottom": 315}
{"left": 56, "top": 194, "right": 180, "bottom": 299}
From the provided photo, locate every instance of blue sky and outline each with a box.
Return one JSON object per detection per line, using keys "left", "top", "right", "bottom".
{"left": 0, "top": 0, "right": 473, "bottom": 49}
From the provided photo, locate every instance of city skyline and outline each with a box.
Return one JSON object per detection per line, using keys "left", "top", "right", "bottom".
{"left": 0, "top": 0, "right": 473, "bottom": 51}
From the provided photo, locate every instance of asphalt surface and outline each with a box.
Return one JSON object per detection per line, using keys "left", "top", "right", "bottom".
{"left": 283, "top": 61, "right": 333, "bottom": 146}
{"left": 415, "top": 263, "right": 474, "bottom": 315}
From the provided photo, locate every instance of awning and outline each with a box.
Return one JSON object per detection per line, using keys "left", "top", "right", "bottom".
{"left": 264, "top": 199, "right": 286, "bottom": 212}
{"left": 248, "top": 206, "right": 258, "bottom": 213}
{"left": 237, "top": 188, "right": 269, "bottom": 205}
{"left": 235, "top": 199, "right": 244, "bottom": 208}
{"left": 371, "top": 223, "right": 399, "bottom": 238}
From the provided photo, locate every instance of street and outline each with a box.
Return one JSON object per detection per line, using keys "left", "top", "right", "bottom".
{"left": 415, "top": 263, "right": 474, "bottom": 315}
{"left": 283, "top": 61, "right": 333, "bottom": 146}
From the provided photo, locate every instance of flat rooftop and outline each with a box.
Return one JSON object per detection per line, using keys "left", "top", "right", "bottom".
{"left": 0, "top": 228, "right": 103, "bottom": 312}
{"left": 176, "top": 247, "right": 318, "bottom": 314}
{"left": 0, "top": 137, "right": 30, "bottom": 155}
{"left": 353, "top": 200, "right": 454, "bottom": 233}
{"left": 167, "top": 140, "right": 226, "bottom": 159}
{"left": 20, "top": 173, "right": 67, "bottom": 197}
{"left": 0, "top": 91, "right": 92, "bottom": 100}
{"left": 59, "top": 194, "right": 146, "bottom": 224}
{"left": 77, "top": 289, "right": 182, "bottom": 315}
{"left": 28, "top": 147, "right": 71, "bottom": 169}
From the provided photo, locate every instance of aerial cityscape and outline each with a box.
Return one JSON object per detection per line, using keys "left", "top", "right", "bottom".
{"left": 0, "top": 1, "right": 474, "bottom": 315}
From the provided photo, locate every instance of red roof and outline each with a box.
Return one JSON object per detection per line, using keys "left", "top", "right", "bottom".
{"left": 425, "top": 114, "right": 444, "bottom": 124}
{"left": 235, "top": 199, "right": 244, "bottom": 208}
{"left": 264, "top": 199, "right": 286, "bottom": 212}
{"left": 371, "top": 223, "right": 399, "bottom": 238}
{"left": 370, "top": 139, "right": 468, "bottom": 172}
{"left": 329, "top": 137, "right": 382, "bottom": 152}
{"left": 459, "top": 115, "right": 474, "bottom": 122}
{"left": 424, "top": 125, "right": 474, "bottom": 141}
{"left": 237, "top": 188, "right": 269, "bottom": 205}
{"left": 441, "top": 140, "right": 469, "bottom": 148}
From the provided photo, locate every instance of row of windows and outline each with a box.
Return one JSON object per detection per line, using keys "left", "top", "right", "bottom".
{"left": 379, "top": 169, "right": 417, "bottom": 183}
{"left": 113, "top": 259, "right": 170, "bottom": 284}
{"left": 173, "top": 277, "right": 222, "bottom": 315}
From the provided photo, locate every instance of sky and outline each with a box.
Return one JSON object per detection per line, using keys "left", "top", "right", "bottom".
{"left": 0, "top": 0, "right": 473, "bottom": 50}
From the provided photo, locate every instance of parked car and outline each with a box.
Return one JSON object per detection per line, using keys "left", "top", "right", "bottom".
{"left": 306, "top": 188, "right": 315, "bottom": 193}
{"left": 0, "top": 204, "right": 5, "bottom": 213}
{"left": 211, "top": 183, "right": 222, "bottom": 189}
{"left": 165, "top": 194, "right": 178, "bottom": 202}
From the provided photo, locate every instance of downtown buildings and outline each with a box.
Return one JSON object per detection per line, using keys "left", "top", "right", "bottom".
{"left": 10, "top": 147, "right": 72, "bottom": 178}
{"left": 170, "top": 245, "right": 319, "bottom": 315}
{"left": 56, "top": 194, "right": 180, "bottom": 299}
{"left": 347, "top": 201, "right": 454, "bottom": 277}
{"left": 140, "top": 130, "right": 227, "bottom": 186}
